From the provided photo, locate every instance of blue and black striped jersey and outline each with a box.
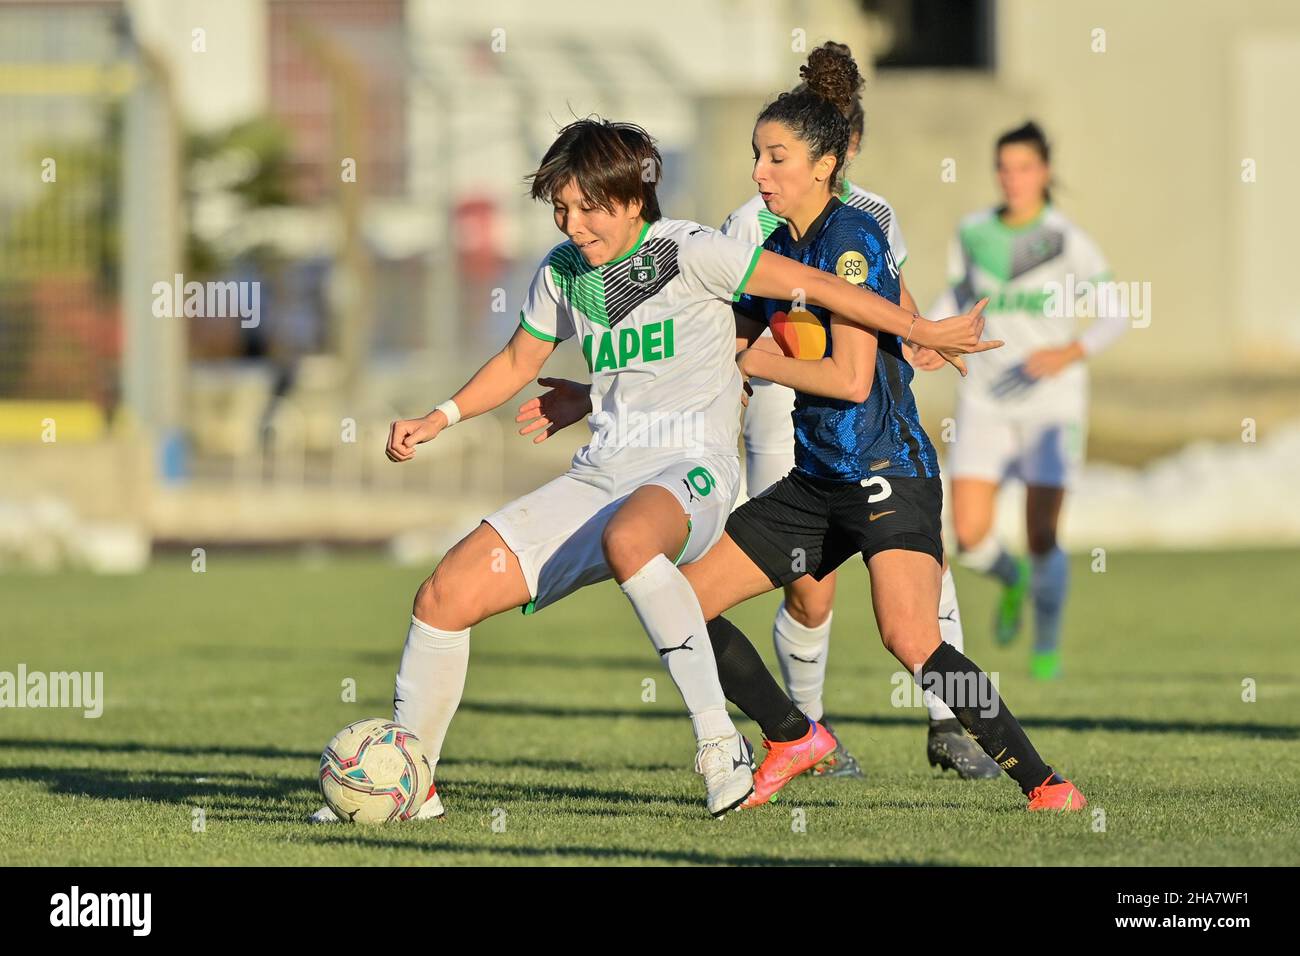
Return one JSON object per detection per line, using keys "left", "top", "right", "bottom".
{"left": 736, "top": 198, "right": 939, "bottom": 481}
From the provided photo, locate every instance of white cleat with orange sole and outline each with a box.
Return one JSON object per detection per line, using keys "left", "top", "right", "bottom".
{"left": 696, "top": 733, "right": 755, "bottom": 818}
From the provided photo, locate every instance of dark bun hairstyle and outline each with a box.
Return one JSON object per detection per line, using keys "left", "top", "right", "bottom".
{"left": 756, "top": 42, "right": 864, "bottom": 193}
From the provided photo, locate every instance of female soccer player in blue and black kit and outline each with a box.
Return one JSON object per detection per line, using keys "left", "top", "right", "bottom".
{"left": 721, "top": 42, "right": 999, "bottom": 783}
{"left": 680, "top": 45, "right": 1085, "bottom": 810}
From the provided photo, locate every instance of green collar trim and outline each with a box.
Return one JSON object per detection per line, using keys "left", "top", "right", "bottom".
{"left": 603, "top": 220, "right": 651, "bottom": 268}
{"left": 995, "top": 203, "right": 1050, "bottom": 234}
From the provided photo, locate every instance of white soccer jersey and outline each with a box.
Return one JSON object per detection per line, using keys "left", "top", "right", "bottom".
{"left": 519, "top": 218, "right": 762, "bottom": 482}
{"left": 720, "top": 179, "right": 909, "bottom": 266}
{"left": 932, "top": 205, "right": 1124, "bottom": 421}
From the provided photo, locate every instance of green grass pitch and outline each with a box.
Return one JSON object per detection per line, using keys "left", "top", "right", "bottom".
{"left": 1, "top": 549, "right": 1296, "bottom": 866}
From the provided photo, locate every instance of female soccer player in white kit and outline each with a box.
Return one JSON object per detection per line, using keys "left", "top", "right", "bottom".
{"left": 933, "top": 122, "right": 1128, "bottom": 680}
{"left": 719, "top": 42, "right": 998, "bottom": 779}
{"left": 307, "top": 118, "right": 994, "bottom": 821}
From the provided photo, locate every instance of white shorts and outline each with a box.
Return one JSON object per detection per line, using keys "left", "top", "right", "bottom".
{"left": 948, "top": 401, "right": 1086, "bottom": 489}
{"left": 741, "top": 377, "right": 797, "bottom": 498}
{"left": 483, "top": 452, "right": 740, "bottom": 615}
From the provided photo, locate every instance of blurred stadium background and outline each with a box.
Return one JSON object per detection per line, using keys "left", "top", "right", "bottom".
{"left": 2, "top": 0, "right": 1298, "bottom": 573}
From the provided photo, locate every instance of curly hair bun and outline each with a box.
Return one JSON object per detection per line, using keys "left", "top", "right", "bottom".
{"left": 799, "top": 43, "right": 863, "bottom": 120}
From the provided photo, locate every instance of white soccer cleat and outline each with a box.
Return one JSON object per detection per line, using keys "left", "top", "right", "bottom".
{"left": 412, "top": 785, "right": 446, "bottom": 820}
{"left": 695, "top": 733, "right": 755, "bottom": 818}
{"left": 308, "top": 805, "right": 342, "bottom": 824}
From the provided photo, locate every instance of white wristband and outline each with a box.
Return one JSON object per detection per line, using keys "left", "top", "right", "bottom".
{"left": 434, "top": 399, "right": 461, "bottom": 427}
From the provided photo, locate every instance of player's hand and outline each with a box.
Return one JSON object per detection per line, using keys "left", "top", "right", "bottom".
{"left": 515, "top": 377, "right": 590, "bottom": 444}
{"left": 1023, "top": 343, "right": 1084, "bottom": 380}
{"left": 734, "top": 349, "right": 758, "bottom": 407}
{"left": 736, "top": 347, "right": 765, "bottom": 380}
{"left": 913, "top": 298, "right": 1003, "bottom": 376}
{"left": 737, "top": 337, "right": 782, "bottom": 403}
{"left": 387, "top": 413, "right": 446, "bottom": 462}
{"left": 904, "top": 343, "right": 946, "bottom": 372}
{"left": 733, "top": 354, "right": 756, "bottom": 408}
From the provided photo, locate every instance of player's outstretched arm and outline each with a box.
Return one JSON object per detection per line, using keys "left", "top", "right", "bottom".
{"left": 515, "top": 377, "right": 591, "bottom": 444}
{"left": 744, "top": 251, "right": 1000, "bottom": 376}
{"left": 387, "top": 326, "right": 557, "bottom": 462}
{"left": 897, "top": 276, "right": 945, "bottom": 371}
{"left": 738, "top": 315, "right": 877, "bottom": 403}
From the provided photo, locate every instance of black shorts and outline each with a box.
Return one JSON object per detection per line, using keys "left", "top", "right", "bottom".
{"left": 725, "top": 470, "right": 943, "bottom": 588}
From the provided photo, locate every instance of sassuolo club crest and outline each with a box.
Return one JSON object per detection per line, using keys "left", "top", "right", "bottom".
{"left": 629, "top": 252, "right": 657, "bottom": 285}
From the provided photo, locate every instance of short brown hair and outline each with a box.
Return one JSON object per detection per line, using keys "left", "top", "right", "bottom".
{"left": 526, "top": 118, "right": 663, "bottom": 222}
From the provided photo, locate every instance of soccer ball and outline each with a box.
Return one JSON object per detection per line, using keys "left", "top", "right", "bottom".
{"left": 319, "top": 718, "right": 431, "bottom": 823}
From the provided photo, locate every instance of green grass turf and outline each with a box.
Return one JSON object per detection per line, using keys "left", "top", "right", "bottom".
{"left": 1, "top": 549, "right": 1296, "bottom": 866}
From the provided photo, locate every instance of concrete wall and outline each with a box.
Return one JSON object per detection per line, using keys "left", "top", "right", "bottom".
{"left": 861, "top": 0, "right": 1300, "bottom": 380}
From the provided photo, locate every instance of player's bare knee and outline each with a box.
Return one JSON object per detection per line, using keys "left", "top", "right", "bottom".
{"left": 878, "top": 624, "right": 905, "bottom": 659}
{"left": 411, "top": 573, "right": 438, "bottom": 624}
{"left": 413, "top": 567, "right": 472, "bottom": 631}
{"left": 901, "top": 642, "right": 938, "bottom": 674}
{"left": 881, "top": 629, "right": 933, "bottom": 673}
{"left": 784, "top": 586, "right": 832, "bottom": 628}
{"left": 601, "top": 520, "right": 649, "bottom": 581}
{"left": 953, "top": 520, "right": 987, "bottom": 554}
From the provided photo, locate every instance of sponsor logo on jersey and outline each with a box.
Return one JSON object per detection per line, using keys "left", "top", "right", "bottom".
{"left": 769, "top": 309, "right": 826, "bottom": 360}
{"left": 835, "top": 250, "right": 869, "bottom": 285}
{"left": 581, "top": 317, "right": 675, "bottom": 372}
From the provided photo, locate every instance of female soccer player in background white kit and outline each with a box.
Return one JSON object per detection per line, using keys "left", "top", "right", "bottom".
{"left": 719, "top": 42, "right": 998, "bottom": 779}
{"left": 933, "top": 122, "right": 1128, "bottom": 680}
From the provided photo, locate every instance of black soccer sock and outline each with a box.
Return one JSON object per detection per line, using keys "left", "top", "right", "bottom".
{"left": 706, "top": 615, "right": 808, "bottom": 742}
{"left": 920, "top": 642, "right": 1056, "bottom": 795}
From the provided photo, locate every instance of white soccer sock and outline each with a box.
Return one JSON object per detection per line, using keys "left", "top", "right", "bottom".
{"left": 393, "top": 615, "right": 470, "bottom": 778}
{"left": 927, "top": 566, "right": 965, "bottom": 722}
{"left": 1031, "top": 547, "right": 1069, "bottom": 654}
{"left": 772, "top": 601, "right": 831, "bottom": 722}
{"left": 619, "top": 553, "right": 736, "bottom": 742}
{"left": 958, "top": 534, "right": 1020, "bottom": 587}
